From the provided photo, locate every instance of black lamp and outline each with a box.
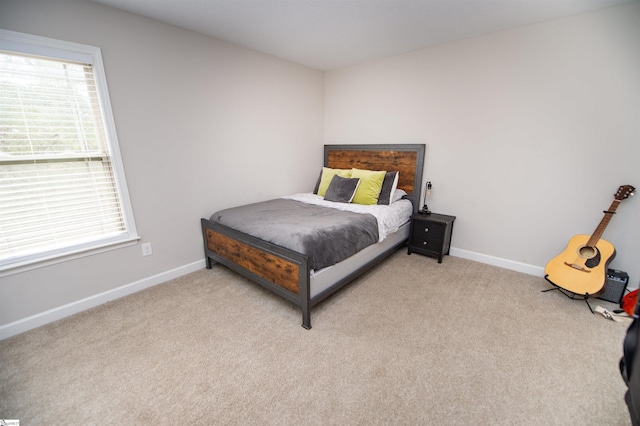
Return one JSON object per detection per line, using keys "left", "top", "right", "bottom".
{"left": 422, "top": 181, "right": 432, "bottom": 214}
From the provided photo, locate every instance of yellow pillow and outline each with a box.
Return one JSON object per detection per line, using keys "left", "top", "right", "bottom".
{"left": 317, "top": 167, "right": 352, "bottom": 197}
{"left": 350, "top": 168, "right": 387, "bottom": 205}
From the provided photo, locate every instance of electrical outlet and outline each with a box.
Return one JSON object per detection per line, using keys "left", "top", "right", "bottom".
{"left": 141, "top": 242, "right": 153, "bottom": 256}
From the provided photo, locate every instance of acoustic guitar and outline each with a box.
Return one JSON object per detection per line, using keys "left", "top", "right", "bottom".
{"left": 545, "top": 185, "right": 635, "bottom": 296}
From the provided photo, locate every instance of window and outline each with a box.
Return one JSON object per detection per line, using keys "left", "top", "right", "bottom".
{"left": 0, "top": 29, "right": 138, "bottom": 273}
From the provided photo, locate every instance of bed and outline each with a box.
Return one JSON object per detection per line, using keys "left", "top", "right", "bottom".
{"left": 200, "top": 144, "right": 425, "bottom": 329}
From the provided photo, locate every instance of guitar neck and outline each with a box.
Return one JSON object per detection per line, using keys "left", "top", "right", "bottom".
{"left": 586, "top": 199, "right": 621, "bottom": 247}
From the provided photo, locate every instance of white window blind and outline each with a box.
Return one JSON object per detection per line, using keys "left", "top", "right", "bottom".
{"left": 0, "top": 30, "right": 138, "bottom": 271}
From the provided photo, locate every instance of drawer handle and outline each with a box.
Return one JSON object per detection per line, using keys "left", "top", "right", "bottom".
{"left": 423, "top": 241, "right": 428, "bottom": 246}
{"left": 424, "top": 227, "right": 429, "bottom": 232}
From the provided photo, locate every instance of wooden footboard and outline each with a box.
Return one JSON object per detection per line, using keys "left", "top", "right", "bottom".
{"left": 204, "top": 226, "right": 300, "bottom": 294}
{"left": 201, "top": 218, "right": 313, "bottom": 328}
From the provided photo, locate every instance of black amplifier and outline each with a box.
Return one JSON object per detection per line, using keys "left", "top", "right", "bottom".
{"left": 597, "top": 269, "right": 629, "bottom": 304}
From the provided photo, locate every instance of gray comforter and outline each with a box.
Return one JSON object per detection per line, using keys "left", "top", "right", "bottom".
{"left": 210, "top": 198, "right": 379, "bottom": 270}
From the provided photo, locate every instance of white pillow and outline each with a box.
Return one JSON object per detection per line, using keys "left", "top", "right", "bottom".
{"left": 392, "top": 189, "right": 407, "bottom": 203}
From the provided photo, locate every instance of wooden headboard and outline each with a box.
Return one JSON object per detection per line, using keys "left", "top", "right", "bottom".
{"left": 324, "top": 144, "right": 426, "bottom": 210}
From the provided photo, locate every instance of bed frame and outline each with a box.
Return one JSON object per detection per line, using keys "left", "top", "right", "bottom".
{"left": 201, "top": 144, "right": 425, "bottom": 329}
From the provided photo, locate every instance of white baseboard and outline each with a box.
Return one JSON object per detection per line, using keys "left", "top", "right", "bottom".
{"left": 450, "top": 247, "right": 546, "bottom": 277}
{"left": 0, "top": 250, "right": 548, "bottom": 340}
{"left": 0, "top": 259, "right": 207, "bottom": 340}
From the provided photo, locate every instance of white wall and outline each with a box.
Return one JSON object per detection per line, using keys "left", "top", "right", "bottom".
{"left": 325, "top": 3, "right": 640, "bottom": 285}
{"left": 0, "top": 0, "right": 324, "bottom": 334}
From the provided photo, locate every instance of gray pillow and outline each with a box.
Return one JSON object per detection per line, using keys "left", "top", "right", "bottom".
{"left": 324, "top": 175, "right": 360, "bottom": 203}
{"left": 312, "top": 170, "right": 322, "bottom": 194}
{"left": 377, "top": 171, "right": 399, "bottom": 205}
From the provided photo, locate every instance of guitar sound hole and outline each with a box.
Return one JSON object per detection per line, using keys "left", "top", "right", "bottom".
{"left": 579, "top": 246, "right": 596, "bottom": 258}
{"left": 578, "top": 246, "right": 601, "bottom": 268}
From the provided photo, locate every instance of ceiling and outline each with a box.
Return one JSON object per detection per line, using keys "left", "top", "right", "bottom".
{"left": 90, "top": 0, "right": 634, "bottom": 70}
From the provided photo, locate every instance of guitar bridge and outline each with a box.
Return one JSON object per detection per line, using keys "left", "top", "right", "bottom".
{"left": 564, "top": 262, "right": 591, "bottom": 273}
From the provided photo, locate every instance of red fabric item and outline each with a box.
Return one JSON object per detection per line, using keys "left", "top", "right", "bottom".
{"left": 622, "top": 289, "right": 639, "bottom": 317}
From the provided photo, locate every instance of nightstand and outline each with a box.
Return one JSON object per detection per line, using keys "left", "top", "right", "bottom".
{"left": 407, "top": 213, "right": 456, "bottom": 263}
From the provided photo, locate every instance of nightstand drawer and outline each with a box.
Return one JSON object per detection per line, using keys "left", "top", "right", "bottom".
{"left": 410, "top": 234, "right": 442, "bottom": 250}
{"left": 411, "top": 222, "right": 445, "bottom": 243}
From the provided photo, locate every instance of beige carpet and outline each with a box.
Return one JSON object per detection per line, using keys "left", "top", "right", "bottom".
{"left": 0, "top": 251, "right": 632, "bottom": 425}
